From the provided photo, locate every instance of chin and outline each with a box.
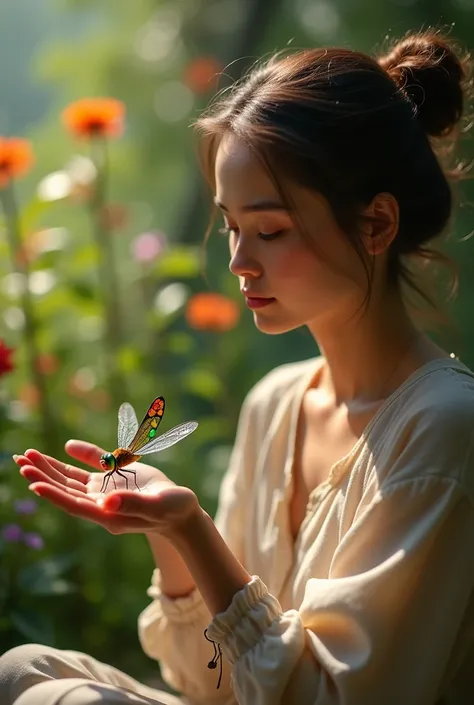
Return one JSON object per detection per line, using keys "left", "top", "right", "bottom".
{"left": 253, "top": 313, "right": 303, "bottom": 336}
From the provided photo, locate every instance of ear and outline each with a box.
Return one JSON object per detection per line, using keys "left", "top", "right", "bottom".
{"left": 359, "top": 193, "right": 399, "bottom": 256}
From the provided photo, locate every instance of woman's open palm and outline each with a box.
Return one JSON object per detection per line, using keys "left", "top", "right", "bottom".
{"left": 14, "top": 440, "right": 199, "bottom": 537}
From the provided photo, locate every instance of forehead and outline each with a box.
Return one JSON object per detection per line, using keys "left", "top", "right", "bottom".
{"left": 214, "top": 133, "right": 278, "bottom": 199}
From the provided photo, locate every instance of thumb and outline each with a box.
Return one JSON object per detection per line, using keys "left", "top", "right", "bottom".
{"left": 65, "top": 439, "right": 106, "bottom": 471}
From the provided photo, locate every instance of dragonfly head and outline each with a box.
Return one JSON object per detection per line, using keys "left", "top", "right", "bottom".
{"left": 100, "top": 452, "right": 116, "bottom": 471}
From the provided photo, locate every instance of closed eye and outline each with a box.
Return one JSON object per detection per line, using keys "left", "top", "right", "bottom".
{"left": 218, "top": 226, "right": 284, "bottom": 241}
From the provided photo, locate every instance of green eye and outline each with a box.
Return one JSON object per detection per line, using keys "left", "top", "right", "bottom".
{"left": 100, "top": 453, "right": 116, "bottom": 471}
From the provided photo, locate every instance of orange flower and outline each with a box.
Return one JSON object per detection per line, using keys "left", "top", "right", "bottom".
{"left": 35, "top": 353, "right": 59, "bottom": 375}
{"left": 0, "top": 137, "right": 34, "bottom": 188}
{"left": 183, "top": 57, "right": 222, "bottom": 94}
{"left": 19, "top": 383, "right": 39, "bottom": 409}
{"left": 185, "top": 293, "right": 240, "bottom": 332}
{"left": 61, "top": 98, "right": 125, "bottom": 139}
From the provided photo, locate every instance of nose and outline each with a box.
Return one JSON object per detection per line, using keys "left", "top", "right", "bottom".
{"left": 228, "top": 238, "right": 262, "bottom": 279}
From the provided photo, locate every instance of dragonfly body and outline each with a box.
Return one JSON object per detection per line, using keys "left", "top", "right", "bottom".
{"left": 112, "top": 449, "right": 142, "bottom": 468}
{"left": 99, "top": 396, "right": 198, "bottom": 493}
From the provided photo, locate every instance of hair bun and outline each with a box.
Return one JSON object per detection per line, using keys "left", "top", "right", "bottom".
{"left": 378, "top": 30, "right": 467, "bottom": 137}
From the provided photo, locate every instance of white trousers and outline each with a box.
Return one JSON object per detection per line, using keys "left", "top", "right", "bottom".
{"left": 0, "top": 643, "right": 183, "bottom": 705}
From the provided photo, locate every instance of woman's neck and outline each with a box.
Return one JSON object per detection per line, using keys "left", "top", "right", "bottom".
{"left": 308, "top": 292, "right": 448, "bottom": 405}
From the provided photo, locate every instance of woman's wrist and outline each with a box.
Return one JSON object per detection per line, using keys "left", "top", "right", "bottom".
{"left": 169, "top": 507, "right": 252, "bottom": 616}
{"left": 145, "top": 531, "right": 197, "bottom": 598}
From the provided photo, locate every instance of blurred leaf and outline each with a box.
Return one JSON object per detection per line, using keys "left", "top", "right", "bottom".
{"left": 20, "top": 195, "right": 54, "bottom": 233}
{"left": 10, "top": 609, "right": 54, "bottom": 645}
{"left": 167, "top": 332, "right": 195, "bottom": 355}
{"left": 183, "top": 367, "right": 223, "bottom": 400}
{"left": 18, "top": 553, "right": 78, "bottom": 596}
{"left": 155, "top": 247, "right": 200, "bottom": 278}
{"left": 117, "top": 345, "right": 141, "bottom": 374}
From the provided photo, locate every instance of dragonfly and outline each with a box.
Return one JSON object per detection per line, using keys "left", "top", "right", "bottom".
{"left": 99, "top": 397, "right": 198, "bottom": 493}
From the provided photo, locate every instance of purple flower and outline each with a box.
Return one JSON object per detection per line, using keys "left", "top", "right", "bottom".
{"left": 131, "top": 231, "right": 167, "bottom": 263}
{"left": 23, "top": 532, "right": 44, "bottom": 550}
{"left": 14, "top": 498, "right": 37, "bottom": 515}
{"left": 1, "top": 523, "right": 23, "bottom": 542}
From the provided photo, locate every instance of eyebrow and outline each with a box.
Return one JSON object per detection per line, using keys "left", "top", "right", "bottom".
{"left": 214, "top": 197, "right": 289, "bottom": 213}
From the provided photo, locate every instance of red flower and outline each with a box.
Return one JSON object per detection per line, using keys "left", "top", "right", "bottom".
{"left": 61, "top": 98, "right": 125, "bottom": 139}
{"left": 185, "top": 293, "right": 240, "bottom": 331}
{"left": 0, "top": 137, "right": 34, "bottom": 188}
{"left": 183, "top": 57, "right": 222, "bottom": 95}
{"left": 0, "top": 340, "right": 15, "bottom": 377}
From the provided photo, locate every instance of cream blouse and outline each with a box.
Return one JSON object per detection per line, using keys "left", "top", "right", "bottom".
{"left": 138, "top": 356, "right": 474, "bottom": 705}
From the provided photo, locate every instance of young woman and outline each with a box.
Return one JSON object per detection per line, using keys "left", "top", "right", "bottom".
{"left": 2, "top": 27, "right": 474, "bottom": 705}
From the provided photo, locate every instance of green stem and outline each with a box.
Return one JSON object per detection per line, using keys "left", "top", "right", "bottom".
{"left": 88, "top": 137, "right": 126, "bottom": 409}
{"left": 0, "top": 181, "right": 58, "bottom": 452}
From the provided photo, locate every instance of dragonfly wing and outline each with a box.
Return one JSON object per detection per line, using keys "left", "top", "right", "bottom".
{"left": 128, "top": 397, "right": 165, "bottom": 453}
{"left": 118, "top": 403, "right": 139, "bottom": 448}
{"left": 138, "top": 421, "right": 198, "bottom": 455}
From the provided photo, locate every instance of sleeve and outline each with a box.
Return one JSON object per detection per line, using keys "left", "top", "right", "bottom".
{"left": 137, "top": 388, "right": 260, "bottom": 704}
{"left": 205, "top": 473, "right": 474, "bottom": 705}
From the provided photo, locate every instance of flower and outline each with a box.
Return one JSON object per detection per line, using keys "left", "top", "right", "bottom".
{"left": 183, "top": 57, "right": 222, "bottom": 94}
{"left": 100, "top": 203, "right": 128, "bottom": 231}
{"left": 23, "top": 532, "right": 44, "bottom": 550}
{"left": 1, "top": 523, "right": 23, "bottom": 542}
{"left": 0, "top": 137, "right": 34, "bottom": 188}
{"left": 14, "top": 498, "right": 37, "bottom": 515}
{"left": 61, "top": 98, "right": 125, "bottom": 139}
{"left": 131, "top": 231, "right": 167, "bottom": 263}
{"left": 185, "top": 293, "right": 240, "bottom": 331}
{"left": 19, "top": 383, "right": 39, "bottom": 409}
{"left": 0, "top": 340, "right": 15, "bottom": 377}
{"left": 35, "top": 353, "right": 59, "bottom": 376}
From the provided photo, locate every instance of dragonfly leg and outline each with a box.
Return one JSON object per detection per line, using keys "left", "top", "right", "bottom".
{"left": 115, "top": 468, "right": 129, "bottom": 490}
{"left": 116, "top": 468, "right": 140, "bottom": 492}
{"left": 100, "top": 471, "right": 113, "bottom": 493}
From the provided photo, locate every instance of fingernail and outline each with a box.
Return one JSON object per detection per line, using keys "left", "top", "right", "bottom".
{"left": 104, "top": 496, "right": 121, "bottom": 512}
{"left": 12, "top": 454, "right": 19, "bottom": 462}
{"left": 28, "top": 486, "right": 41, "bottom": 496}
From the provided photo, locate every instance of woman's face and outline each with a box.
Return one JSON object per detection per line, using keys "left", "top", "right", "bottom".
{"left": 214, "top": 133, "right": 372, "bottom": 335}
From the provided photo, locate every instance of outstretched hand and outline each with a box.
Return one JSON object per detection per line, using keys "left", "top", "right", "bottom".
{"left": 14, "top": 440, "right": 200, "bottom": 538}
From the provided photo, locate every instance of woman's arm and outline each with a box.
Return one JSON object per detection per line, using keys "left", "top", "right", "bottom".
{"left": 168, "top": 509, "right": 252, "bottom": 614}
{"left": 145, "top": 533, "right": 197, "bottom": 598}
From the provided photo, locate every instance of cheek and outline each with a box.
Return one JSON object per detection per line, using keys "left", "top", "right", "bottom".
{"left": 272, "top": 243, "right": 321, "bottom": 284}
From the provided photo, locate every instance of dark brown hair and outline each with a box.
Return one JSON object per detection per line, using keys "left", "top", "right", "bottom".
{"left": 194, "top": 29, "right": 473, "bottom": 325}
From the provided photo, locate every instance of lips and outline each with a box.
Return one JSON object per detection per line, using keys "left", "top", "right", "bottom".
{"left": 243, "top": 294, "right": 276, "bottom": 309}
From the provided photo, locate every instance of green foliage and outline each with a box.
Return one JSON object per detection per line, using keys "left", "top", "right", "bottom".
{"left": 1, "top": 0, "right": 474, "bottom": 685}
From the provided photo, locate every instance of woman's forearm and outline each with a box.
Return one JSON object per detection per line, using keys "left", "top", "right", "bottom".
{"left": 170, "top": 508, "right": 252, "bottom": 616}
{"left": 146, "top": 533, "right": 196, "bottom": 598}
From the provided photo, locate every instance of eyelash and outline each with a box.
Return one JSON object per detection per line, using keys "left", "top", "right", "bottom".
{"left": 218, "top": 226, "right": 284, "bottom": 242}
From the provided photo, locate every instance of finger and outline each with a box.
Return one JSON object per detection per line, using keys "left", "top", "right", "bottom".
{"left": 29, "top": 483, "right": 150, "bottom": 532}
{"left": 101, "top": 485, "right": 171, "bottom": 517}
{"left": 13, "top": 455, "right": 31, "bottom": 467}
{"left": 65, "top": 440, "right": 105, "bottom": 471}
{"left": 43, "top": 454, "right": 90, "bottom": 484}
{"left": 20, "top": 466, "right": 87, "bottom": 498}
{"left": 23, "top": 449, "right": 87, "bottom": 492}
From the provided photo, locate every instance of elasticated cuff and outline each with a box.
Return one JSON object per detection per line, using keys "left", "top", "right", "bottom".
{"left": 204, "top": 575, "right": 282, "bottom": 663}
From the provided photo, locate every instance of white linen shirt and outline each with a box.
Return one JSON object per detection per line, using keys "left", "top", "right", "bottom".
{"left": 138, "top": 356, "right": 474, "bottom": 705}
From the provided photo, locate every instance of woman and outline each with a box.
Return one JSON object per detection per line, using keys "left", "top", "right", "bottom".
{"left": 2, "top": 28, "right": 474, "bottom": 705}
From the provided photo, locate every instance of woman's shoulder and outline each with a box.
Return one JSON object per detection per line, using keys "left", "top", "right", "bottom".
{"left": 384, "top": 357, "right": 474, "bottom": 432}
{"left": 369, "top": 357, "right": 474, "bottom": 490}
{"left": 245, "top": 356, "right": 321, "bottom": 409}
{"left": 238, "top": 356, "right": 321, "bottom": 436}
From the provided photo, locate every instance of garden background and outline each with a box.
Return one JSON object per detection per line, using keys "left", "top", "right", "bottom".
{"left": 1, "top": 0, "right": 474, "bottom": 687}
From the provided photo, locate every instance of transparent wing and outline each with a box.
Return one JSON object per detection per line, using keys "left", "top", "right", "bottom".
{"left": 138, "top": 421, "right": 198, "bottom": 455}
{"left": 118, "top": 402, "right": 139, "bottom": 448}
